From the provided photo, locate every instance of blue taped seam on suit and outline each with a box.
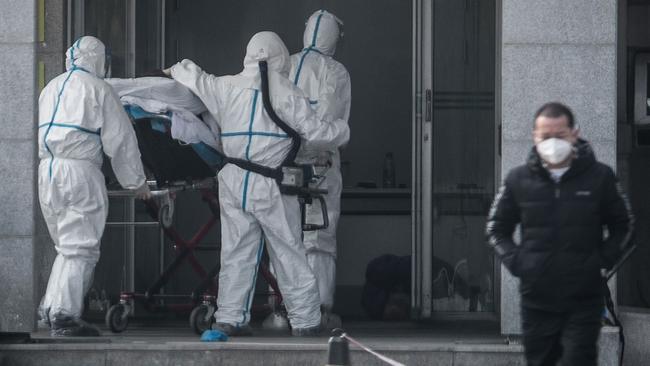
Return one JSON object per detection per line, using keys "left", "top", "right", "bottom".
{"left": 239, "top": 237, "right": 265, "bottom": 326}
{"left": 39, "top": 122, "right": 101, "bottom": 135}
{"left": 241, "top": 90, "right": 259, "bottom": 211}
{"left": 43, "top": 68, "right": 78, "bottom": 179}
{"left": 221, "top": 131, "right": 288, "bottom": 138}
{"left": 294, "top": 12, "right": 324, "bottom": 85}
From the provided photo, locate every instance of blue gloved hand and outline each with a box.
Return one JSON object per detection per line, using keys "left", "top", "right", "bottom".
{"left": 200, "top": 329, "right": 229, "bottom": 342}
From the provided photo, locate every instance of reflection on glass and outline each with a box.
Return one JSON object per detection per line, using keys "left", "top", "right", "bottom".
{"left": 431, "top": 0, "right": 496, "bottom": 312}
{"left": 83, "top": 0, "right": 127, "bottom": 77}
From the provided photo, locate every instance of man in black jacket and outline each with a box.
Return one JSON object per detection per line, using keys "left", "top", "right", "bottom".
{"left": 486, "top": 102, "right": 634, "bottom": 366}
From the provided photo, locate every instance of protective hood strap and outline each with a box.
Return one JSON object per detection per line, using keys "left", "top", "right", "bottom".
{"left": 223, "top": 61, "right": 301, "bottom": 182}
{"left": 258, "top": 61, "right": 301, "bottom": 166}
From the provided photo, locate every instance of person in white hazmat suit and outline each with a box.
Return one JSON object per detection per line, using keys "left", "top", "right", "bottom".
{"left": 165, "top": 31, "right": 349, "bottom": 336}
{"left": 290, "top": 10, "right": 351, "bottom": 329}
{"left": 38, "top": 36, "right": 150, "bottom": 336}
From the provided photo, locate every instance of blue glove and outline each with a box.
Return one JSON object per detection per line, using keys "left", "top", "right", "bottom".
{"left": 200, "top": 329, "right": 229, "bottom": 342}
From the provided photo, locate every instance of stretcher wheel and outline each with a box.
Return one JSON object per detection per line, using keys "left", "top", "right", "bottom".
{"left": 190, "top": 304, "right": 214, "bottom": 335}
{"left": 106, "top": 304, "right": 129, "bottom": 333}
{"left": 159, "top": 204, "right": 173, "bottom": 228}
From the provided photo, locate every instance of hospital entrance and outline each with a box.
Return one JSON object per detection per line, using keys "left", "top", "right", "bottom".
{"left": 72, "top": 0, "right": 499, "bottom": 335}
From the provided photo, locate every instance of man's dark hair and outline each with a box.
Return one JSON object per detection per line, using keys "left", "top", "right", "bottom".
{"left": 534, "top": 102, "right": 575, "bottom": 129}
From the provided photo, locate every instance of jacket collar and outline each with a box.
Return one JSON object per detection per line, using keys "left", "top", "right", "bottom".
{"left": 526, "top": 138, "right": 596, "bottom": 182}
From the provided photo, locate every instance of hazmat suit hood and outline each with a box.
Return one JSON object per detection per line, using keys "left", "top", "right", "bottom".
{"left": 242, "top": 31, "right": 291, "bottom": 78}
{"left": 302, "top": 10, "right": 343, "bottom": 56}
{"left": 65, "top": 36, "right": 106, "bottom": 78}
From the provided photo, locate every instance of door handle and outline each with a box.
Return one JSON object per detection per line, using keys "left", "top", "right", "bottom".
{"left": 425, "top": 89, "right": 432, "bottom": 122}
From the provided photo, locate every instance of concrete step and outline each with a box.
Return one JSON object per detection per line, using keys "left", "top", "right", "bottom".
{"left": 619, "top": 308, "right": 650, "bottom": 366}
{"left": 0, "top": 325, "right": 620, "bottom": 366}
{"left": 0, "top": 339, "right": 525, "bottom": 366}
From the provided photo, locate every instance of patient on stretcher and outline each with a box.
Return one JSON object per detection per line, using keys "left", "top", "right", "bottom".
{"left": 106, "top": 73, "right": 224, "bottom": 185}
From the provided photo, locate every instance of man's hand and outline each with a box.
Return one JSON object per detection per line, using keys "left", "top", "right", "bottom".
{"left": 134, "top": 183, "right": 152, "bottom": 200}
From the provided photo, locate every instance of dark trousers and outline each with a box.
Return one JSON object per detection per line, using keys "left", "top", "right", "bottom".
{"left": 521, "top": 305, "right": 602, "bottom": 366}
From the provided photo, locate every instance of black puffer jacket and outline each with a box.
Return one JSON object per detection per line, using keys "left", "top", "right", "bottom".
{"left": 486, "top": 139, "right": 634, "bottom": 311}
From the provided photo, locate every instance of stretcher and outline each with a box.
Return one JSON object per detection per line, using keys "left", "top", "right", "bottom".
{"left": 104, "top": 71, "right": 332, "bottom": 334}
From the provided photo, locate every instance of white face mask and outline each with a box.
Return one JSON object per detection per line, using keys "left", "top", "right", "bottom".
{"left": 536, "top": 138, "right": 573, "bottom": 165}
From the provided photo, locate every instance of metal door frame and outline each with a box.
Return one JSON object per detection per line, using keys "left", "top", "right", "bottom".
{"left": 411, "top": 0, "right": 434, "bottom": 319}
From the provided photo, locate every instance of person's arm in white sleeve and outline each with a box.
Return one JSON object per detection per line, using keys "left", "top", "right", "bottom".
{"left": 201, "top": 111, "right": 223, "bottom": 153}
{"left": 167, "top": 59, "right": 221, "bottom": 117}
{"left": 100, "top": 87, "right": 148, "bottom": 196}
{"left": 318, "top": 64, "right": 351, "bottom": 127}
{"left": 318, "top": 65, "right": 351, "bottom": 152}
{"left": 286, "top": 95, "right": 350, "bottom": 151}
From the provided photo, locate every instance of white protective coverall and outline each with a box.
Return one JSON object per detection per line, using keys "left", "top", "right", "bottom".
{"left": 38, "top": 36, "right": 147, "bottom": 323}
{"left": 169, "top": 31, "right": 349, "bottom": 330}
{"left": 290, "top": 10, "right": 352, "bottom": 309}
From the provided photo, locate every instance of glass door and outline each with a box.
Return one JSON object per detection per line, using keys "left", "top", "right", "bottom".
{"left": 413, "top": 0, "right": 497, "bottom": 318}
{"left": 68, "top": 0, "right": 166, "bottom": 311}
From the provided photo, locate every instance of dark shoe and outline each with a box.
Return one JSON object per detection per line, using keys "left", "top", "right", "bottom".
{"left": 38, "top": 309, "right": 51, "bottom": 330}
{"left": 51, "top": 317, "right": 100, "bottom": 337}
{"left": 211, "top": 322, "right": 253, "bottom": 336}
{"left": 291, "top": 325, "right": 322, "bottom": 337}
{"left": 321, "top": 311, "right": 342, "bottom": 331}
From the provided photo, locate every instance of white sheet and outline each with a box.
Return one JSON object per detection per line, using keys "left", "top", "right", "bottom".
{"left": 107, "top": 77, "right": 221, "bottom": 151}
